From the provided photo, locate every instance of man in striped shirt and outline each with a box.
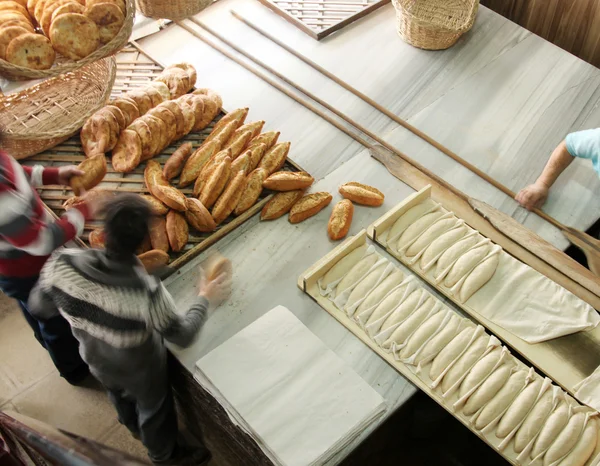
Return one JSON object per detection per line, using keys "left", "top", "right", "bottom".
{"left": 0, "top": 149, "right": 95, "bottom": 384}
{"left": 28, "top": 194, "right": 231, "bottom": 465}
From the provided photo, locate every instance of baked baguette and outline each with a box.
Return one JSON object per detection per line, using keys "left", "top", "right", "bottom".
{"left": 257, "top": 142, "right": 290, "bottom": 175}
{"left": 212, "top": 170, "right": 246, "bottom": 225}
{"left": 194, "top": 148, "right": 232, "bottom": 196}
{"left": 248, "top": 130, "right": 279, "bottom": 151}
{"left": 88, "top": 229, "right": 105, "bottom": 249}
{"left": 263, "top": 171, "right": 314, "bottom": 191}
{"left": 185, "top": 198, "right": 216, "bottom": 232}
{"left": 70, "top": 153, "right": 107, "bottom": 196}
{"left": 247, "top": 143, "right": 268, "bottom": 171}
{"left": 199, "top": 158, "right": 231, "bottom": 209}
{"left": 166, "top": 210, "right": 188, "bottom": 252}
{"left": 328, "top": 199, "right": 354, "bottom": 240}
{"left": 228, "top": 120, "right": 264, "bottom": 144}
{"left": 138, "top": 249, "right": 169, "bottom": 273}
{"left": 163, "top": 142, "right": 193, "bottom": 180}
{"left": 230, "top": 151, "right": 251, "bottom": 176}
{"left": 179, "top": 139, "right": 220, "bottom": 187}
{"left": 225, "top": 130, "right": 253, "bottom": 159}
{"left": 141, "top": 195, "right": 169, "bottom": 216}
{"left": 339, "top": 182, "right": 384, "bottom": 206}
{"left": 149, "top": 216, "right": 169, "bottom": 252}
{"left": 153, "top": 185, "right": 187, "bottom": 212}
{"left": 206, "top": 108, "right": 248, "bottom": 144}
{"left": 260, "top": 190, "right": 304, "bottom": 220}
{"left": 288, "top": 192, "right": 332, "bottom": 224}
{"left": 234, "top": 168, "right": 268, "bottom": 216}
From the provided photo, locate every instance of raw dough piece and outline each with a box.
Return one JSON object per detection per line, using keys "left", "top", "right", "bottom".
{"left": 475, "top": 370, "right": 528, "bottom": 430}
{"left": 430, "top": 327, "right": 476, "bottom": 382}
{"left": 557, "top": 418, "right": 597, "bottom": 466}
{"left": 335, "top": 254, "right": 377, "bottom": 295}
{"left": 463, "top": 364, "right": 513, "bottom": 416}
{"left": 543, "top": 412, "right": 586, "bottom": 465}
{"left": 385, "top": 298, "right": 437, "bottom": 346}
{"left": 381, "top": 289, "right": 427, "bottom": 332}
{"left": 387, "top": 200, "right": 437, "bottom": 240}
{"left": 366, "top": 283, "right": 410, "bottom": 325}
{"left": 444, "top": 244, "right": 490, "bottom": 288}
{"left": 414, "top": 314, "right": 463, "bottom": 366}
{"left": 514, "top": 389, "right": 555, "bottom": 453}
{"left": 406, "top": 217, "right": 459, "bottom": 257}
{"left": 459, "top": 253, "right": 500, "bottom": 302}
{"left": 459, "top": 347, "right": 504, "bottom": 398}
{"left": 441, "top": 335, "right": 489, "bottom": 394}
{"left": 420, "top": 226, "right": 467, "bottom": 269}
{"left": 496, "top": 378, "right": 543, "bottom": 438}
{"left": 397, "top": 211, "right": 444, "bottom": 251}
{"left": 436, "top": 235, "right": 480, "bottom": 278}
{"left": 356, "top": 270, "right": 404, "bottom": 314}
{"left": 532, "top": 402, "right": 571, "bottom": 459}
{"left": 345, "top": 263, "right": 387, "bottom": 311}
{"left": 400, "top": 309, "right": 448, "bottom": 359}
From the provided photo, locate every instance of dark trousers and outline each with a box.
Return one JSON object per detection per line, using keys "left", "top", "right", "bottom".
{"left": 0, "top": 275, "right": 88, "bottom": 384}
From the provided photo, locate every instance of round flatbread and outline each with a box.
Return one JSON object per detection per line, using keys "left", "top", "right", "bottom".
{"left": 128, "top": 119, "right": 153, "bottom": 159}
{"left": 157, "top": 100, "right": 185, "bottom": 141}
{"left": 125, "top": 89, "right": 152, "bottom": 115}
{"left": 49, "top": 13, "right": 99, "bottom": 60}
{"left": 145, "top": 114, "right": 168, "bottom": 154}
{"left": 84, "top": 2, "right": 123, "bottom": 44}
{"left": 143, "top": 85, "right": 163, "bottom": 107}
{"left": 33, "top": 0, "right": 50, "bottom": 21}
{"left": 112, "top": 129, "right": 142, "bottom": 173}
{"left": 50, "top": 1, "right": 82, "bottom": 25}
{"left": 147, "top": 81, "right": 170, "bottom": 101}
{"left": 5, "top": 33, "right": 54, "bottom": 69}
{"left": 0, "top": 17, "right": 34, "bottom": 31}
{"left": 147, "top": 105, "right": 177, "bottom": 144}
{"left": 95, "top": 107, "right": 120, "bottom": 150}
{"left": 0, "top": 25, "right": 28, "bottom": 60}
{"left": 103, "top": 104, "right": 126, "bottom": 130}
{"left": 156, "top": 67, "right": 189, "bottom": 99}
{"left": 81, "top": 113, "right": 111, "bottom": 155}
{"left": 165, "top": 62, "right": 196, "bottom": 88}
{"left": 2, "top": 0, "right": 28, "bottom": 9}
{"left": 194, "top": 88, "right": 223, "bottom": 109}
{"left": 26, "top": 0, "right": 37, "bottom": 15}
{"left": 111, "top": 97, "right": 139, "bottom": 126}
{"left": 86, "top": 0, "right": 124, "bottom": 14}
{"left": 178, "top": 94, "right": 204, "bottom": 131}
{"left": 139, "top": 115, "right": 161, "bottom": 159}
{"left": 0, "top": 11, "right": 30, "bottom": 25}
{"left": 0, "top": 2, "right": 31, "bottom": 19}
{"left": 177, "top": 99, "right": 195, "bottom": 137}
{"left": 192, "top": 94, "right": 219, "bottom": 131}
{"left": 40, "top": 0, "right": 67, "bottom": 34}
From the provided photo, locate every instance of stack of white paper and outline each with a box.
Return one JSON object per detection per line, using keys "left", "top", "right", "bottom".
{"left": 194, "top": 306, "right": 386, "bottom": 466}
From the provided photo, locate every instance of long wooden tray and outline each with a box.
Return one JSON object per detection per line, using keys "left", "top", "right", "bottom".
{"left": 298, "top": 231, "right": 600, "bottom": 466}
{"left": 366, "top": 185, "right": 600, "bottom": 397}
{"left": 23, "top": 45, "right": 303, "bottom": 275}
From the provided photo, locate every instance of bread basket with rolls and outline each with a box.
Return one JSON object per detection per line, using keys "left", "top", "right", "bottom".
{"left": 0, "top": 0, "right": 133, "bottom": 80}
{"left": 135, "top": 0, "right": 211, "bottom": 21}
{"left": 0, "top": 56, "right": 116, "bottom": 159}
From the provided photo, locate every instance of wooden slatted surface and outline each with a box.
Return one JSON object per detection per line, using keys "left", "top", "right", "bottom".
{"left": 24, "top": 46, "right": 302, "bottom": 274}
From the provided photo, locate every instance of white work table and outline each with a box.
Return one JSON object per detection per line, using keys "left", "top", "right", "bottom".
{"left": 136, "top": 0, "right": 600, "bottom": 463}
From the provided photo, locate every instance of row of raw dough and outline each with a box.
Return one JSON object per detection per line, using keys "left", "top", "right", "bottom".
{"left": 317, "top": 245, "right": 599, "bottom": 466}
{"left": 382, "top": 198, "right": 501, "bottom": 303}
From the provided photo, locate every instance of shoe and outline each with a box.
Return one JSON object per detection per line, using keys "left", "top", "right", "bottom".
{"left": 62, "top": 365, "right": 91, "bottom": 386}
{"left": 152, "top": 444, "right": 212, "bottom": 466}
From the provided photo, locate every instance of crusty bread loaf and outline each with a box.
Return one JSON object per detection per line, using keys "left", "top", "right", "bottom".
{"left": 212, "top": 170, "right": 246, "bottom": 225}
{"left": 328, "top": 199, "right": 354, "bottom": 240}
{"left": 179, "top": 139, "right": 220, "bottom": 187}
{"left": 205, "top": 108, "right": 248, "bottom": 145}
{"left": 193, "top": 149, "right": 232, "bottom": 197}
{"left": 70, "top": 153, "right": 107, "bottom": 196}
{"left": 339, "top": 182, "right": 384, "bottom": 206}
{"left": 257, "top": 142, "right": 290, "bottom": 174}
{"left": 234, "top": 168, "right": 268, "bottom": 216}
{"left": 230, "top": 151, "right": 251, "bottom": 176}
{"left": 141, "top": 195, "right": 169, "bottom": 216}
{"left": 153, "top": 185, "right": 187, "bottom": 212}
{"left": 149, "top": 216, "right": 169, "bottom": 253}
{"left": 185, "top": 198, "right": 216, "bottom": 232}
{"left": 163, "top": 142, "right": 193, "bottom": 181}
{"left": 199, "top": 158, "right": 231, "bottom": 209}
{"left": 260, "top": 190, "right": 304, "bottom": 220}
{"left": 289, "top": 192, "right": 332, "bottom": 224}
{"left": 263, "top": 171, "right": 314, "bottom": 191}
{"left": 138, "top": 249, "right": 169, "bottom": 273}
{"left": 166, "top": 210, "right": 188, "bottom": 252}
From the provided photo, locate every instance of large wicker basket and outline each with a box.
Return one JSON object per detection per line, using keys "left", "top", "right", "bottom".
{"left": 136, "top": 0, "right": 211, "bottom": 20}
{"left": 0, "top": 0, "right": 133, "bottom": 81}
{"left": 392, "top": 0, "right": 478, "bottom": 50}
{"left": 0, "top": 56, "right": 117, "bottom": 159}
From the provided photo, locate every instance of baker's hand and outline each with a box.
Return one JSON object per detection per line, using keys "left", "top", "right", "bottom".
{"left": 198, "top": 266, "right": 232, "bottom": 309}
{"left": 515, "top": 182, "right": 549, "bottom": 211}
{"left": 58, "top": 165, "right": 84, "bottom": 185}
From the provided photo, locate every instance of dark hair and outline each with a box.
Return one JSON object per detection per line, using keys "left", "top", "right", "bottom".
{"left": 103, "top": 194, "right": 151, "bottom": 258}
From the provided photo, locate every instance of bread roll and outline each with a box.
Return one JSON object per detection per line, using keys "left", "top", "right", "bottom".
{"left": 166, "top": 210, "right": 188, "bottom": 252}
{"left": 194, "top": 149, "right": 232, "bottom": 197}
{"left": 385, "top": 297, "right": 437, "bottom": 344}
{"left": 225, "top": 130, "right": 253, "bottom": 159}
{"left": 336, "top": 254, "right": 378, "bottom": 295}
{"left": 149, "top": 216, "right": 169, "bottom": 253}
{"left": 345, "top": 263, "right": 387, "bottom": 311}
{"left": 414, "top": 314, "right": 462, "bottom": 366}
{"left": 430, "top": 327, "right": 476, "bottom": 382}
{"left": 234, "top": 168, "right": 268, "bottom": 216}
{"left": 463, "top": 364, "right": 513, "bottom": 416}
{"left": 247, "top": 142, "right": 268, "bottom": 171}
{"left": 380, "top": 289, "right": 426, "bottom": 332}
{"left": 420, "top": 226, "right": 467, "bottom": 269}
{"left": 263, "top": 171, "right": 314, "bottom": 191}
{"left": 397, "top": 211, "right": 444, "bottom": 250}
{"left": 288, "top": 192, "right": 332, "bottom": 224}
{"left": 153, "top": 185, "right": 187, "bottom": 212}
{"left": 328, "top": 199, "right": 354, "bottom": 241}
{"left": 388, "top": 199, "right": 439, "bottom": 240}
{"left": 230, "top": 151, "right": 251, "bottom": 176}
{"left": 366, "top": 283, "right": 409, "bottom": 325}
{"left": 556, "top": 418, "right": 597, "bottom": 466}
{"left": 163, "top": 142, "right": 193, "bottom": 181}
{"left": 248, "top": 130, "right": 279, "bottom": 151}
{"left": 406, "top": 217, "right": 458, "bottom": 257}
{"left": 440, "top": 335, "right": 489, "bottom": 394}
{"left": 496, "top": 378, "right": 543, "bottom": 438}
{"left": 356, "top": 269, "right": 404, "bottom": 314}
{"left": 185, "top": 198, "right": 216, "bottom": 233}
{"left": 199, "top": 158, "right": 231, "bottom": 210}
{"left": 70, "top": 153, "right": 106, "bottom": 196}
{"left": 260, "top": 190, "right": 304, "bottom": 221}
{"left": 543, "top": 412, "right": 586, "bottom": 465}
{"left": 339, "top": 182, "right": 384, "bottom": 206}
{"left": 459, "top": 347, "right": 503, "bottom": 398}
{"left": 112, "top": 129, "right": 142, "bottom": 173}
{"left": 475, "top": 370, "right": 529, "bottom": 430}
{"left": 435, "top": 235, "right": 480, "bottom": 277}
{"left": 212, "top": 170, "right": 246, "bottom": 225}
{"left": 138, "top": 249, "right": 169, "bottom": 273}
{"left": 400, "top": 309, "right": 448, "bottom": 359}
{"left": 141, "top": 195, "right": 169, "bottom": 216}
{"left": 532, "top": 402, "right": 571, "bottom": 458}
{"left": 206, "top": 108, "right": 248, "bottom": 144}
{"left": 320, "top": 245, "right": 368, "bottom": 289}
{"left": 257, "top": 142, "right": 290, "bottom": 174}
{"left": 444, "top": 244, "right": 490, "bottom": 288}
{"left": 458, "top": 254, "right": 499, "bottom": 302}
{"left": 228, "top": 120, "right": 265, "bottom": 144}
{"left": 514, "top": 389, "right": 555, "bottom": 453}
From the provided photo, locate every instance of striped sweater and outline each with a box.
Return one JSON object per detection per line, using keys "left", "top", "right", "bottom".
{"left": 28, "top": 249, "right": 207, "bottom": 382}
{"left": 0, "top": 150, "right": 90, "bottom": 278}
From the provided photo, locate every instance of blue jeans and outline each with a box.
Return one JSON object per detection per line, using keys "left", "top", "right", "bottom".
{"left": 0, "top": 275, "right": 89, "bottom": 384}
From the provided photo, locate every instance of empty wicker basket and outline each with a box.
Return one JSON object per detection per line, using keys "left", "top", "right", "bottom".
{"left": 136, "top": 0, "right": 212, "bottom": 20}
{"left": 0, "top": 57, "right": 117, "bottom": 160}
{"left": 392, "top": 0, "right": 479, "bottom": 50}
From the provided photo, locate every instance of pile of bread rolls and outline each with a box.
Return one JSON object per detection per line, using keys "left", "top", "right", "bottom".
{"left": 0, "top": 0, "right": 126, "bottom": 69}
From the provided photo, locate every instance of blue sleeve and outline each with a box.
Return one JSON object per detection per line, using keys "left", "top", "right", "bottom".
{"left": 565, "top": 129, "right": 600, "bottom": 160}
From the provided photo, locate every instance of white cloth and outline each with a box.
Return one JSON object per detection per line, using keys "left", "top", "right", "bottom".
{"left": 194, "top": 306, "right": 386, "bottom": 466}
{"left": 466, "top": 252, "right": 600, "bottom": 343}
{"left": 574, "top": 365, "right": 600, "bottom": 412}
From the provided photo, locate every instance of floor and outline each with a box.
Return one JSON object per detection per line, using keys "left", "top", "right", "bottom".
{"left": 0, "top": 294, "right": 148, "bottom": 463}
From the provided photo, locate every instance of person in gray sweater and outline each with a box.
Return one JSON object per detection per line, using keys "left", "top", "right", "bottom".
{"left": 27, "top": 194, "right": 231, "bottom": 466}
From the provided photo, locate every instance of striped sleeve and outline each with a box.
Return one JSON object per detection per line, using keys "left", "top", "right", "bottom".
{"left": 148, "top": 282, "right": 208, "bottom": 348}
{"left": 0, "top": 153, "right": 89, "bottom": 256}
{"left": 28, "top": 252, "right": 61, "bottom": 320}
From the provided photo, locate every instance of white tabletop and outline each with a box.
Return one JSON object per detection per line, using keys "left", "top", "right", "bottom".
{"left": 137, "top": 0, "right": 600, "bottom": 461}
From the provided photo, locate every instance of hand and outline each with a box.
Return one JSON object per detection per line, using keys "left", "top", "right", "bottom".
{"left": 198, "top": 266, "right": 232, "bottom": 309}
{"left": 58, "top": 165, "right": 84, "bottom": 186}
{"left": 515, "top": 182, "right": 549, "bottom": 211}
{"left": 79, "top": 189, "right": 102, "bottom": 218}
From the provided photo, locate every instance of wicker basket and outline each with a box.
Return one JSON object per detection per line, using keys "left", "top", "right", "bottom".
{"left": 0, "top": 0, "right": 133, "bottom": 81}
{"left": 392, "top": 0, "right": 478, "bottom": 50}
{"left": 0, "top": 56, "right": 117, "bottom": 159}
{"left": 136, "top": 0, "right": 212, "bottom": 20}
